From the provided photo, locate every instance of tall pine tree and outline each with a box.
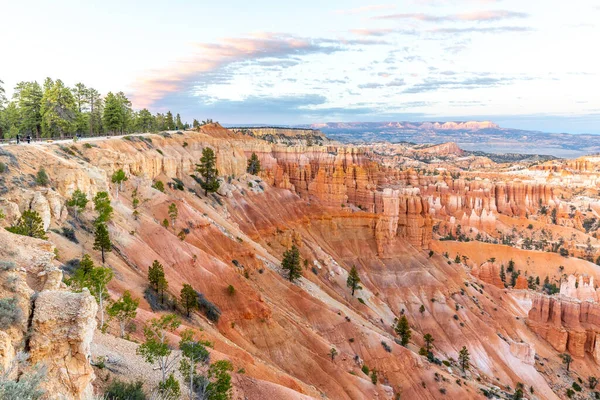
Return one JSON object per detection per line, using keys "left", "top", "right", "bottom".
{"left": 282, "top": 245, "right": 302, "bottom": 282}
{"left": 195, "top": 147, "right": 220, "bottom": 196}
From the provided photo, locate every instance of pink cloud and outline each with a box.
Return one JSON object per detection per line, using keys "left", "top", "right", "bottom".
{"left": 129, "top": 33, "right": 342, "bottom": 110}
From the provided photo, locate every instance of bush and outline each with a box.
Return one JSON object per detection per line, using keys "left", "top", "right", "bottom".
{"left": 197, "top": 292, "right": 221, "bottom": 322}
{"left": 143, "top": 287, "right": 176, "bottom": 312}
{"left": 227, "top": 285, "right": 235, "bottom": 296}
{"left": 152, "top": 180, "right": 165, "bottom": 193}
{"left": 83, "top": 143, "right": 93, "bottom": 149}
{"left": 0, "top": 363, "right": 46, "bottom": 400}
{"left": 357, "top": 298, "right": 365, "bottom": 305}
{"left": 35, "top": 167, "right": 49, "bottom": 186}
{"left": 60, "top": 227, "right": 78, "bottom": 243}
{"left": 572, "top": 382, "right": 582, "bottom": 392}
{"left": 0, "top": 298, "right": 23, "bottom": 327}
{"left": 0, "top": 162, "right": 6, "bottom": 173}
{"left": 104, "top": 379, "right": 146, "bottom": 400}
{"left": 0, "top": 261, "right": 16, "bottom": 271}
{"left": 381, "top": 341, "right": 392, "bottom": 353}
{"left": 361, "top": 365, "right": 369, "bottom": 375}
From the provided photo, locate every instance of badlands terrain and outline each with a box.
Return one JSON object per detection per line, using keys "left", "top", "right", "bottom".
{"left": 2, "top": 124, "right": 600, "bottom": 399}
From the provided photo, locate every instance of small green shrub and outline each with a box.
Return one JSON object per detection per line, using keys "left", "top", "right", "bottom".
{"left": 357, "top": 298, "right": 365, "bottom": 304}
{"left": 227, "top": 285, "right": 235, "bottom": 296}
{"left": 104, "top": 379, "right": 146, "bottom": 400}
{"left": 361, "top": 365, "right": 369, "bottom": 375}
{"left": 83, "top": 143, "right": 93, "bottom": 149}
{"left": 152, "top": 180, "right": 165, "bottom": 193}
{"left": 0, "top": 162, "right": 6, "bottom": 173}
{"left": 0, "top": 298, "right": 23, "bottom": 327}
{"left": 35, "top": 167, "right": 50, "bottom": 186}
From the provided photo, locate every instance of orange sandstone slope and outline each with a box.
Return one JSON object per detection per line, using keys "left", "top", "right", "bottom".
{"left": 0, "top": 124, "right": 579, "bottom": 399}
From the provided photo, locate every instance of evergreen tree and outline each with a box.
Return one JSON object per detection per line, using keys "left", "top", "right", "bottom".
{"left": 68, "top": 254, "right": 113, "bottom": 328}
{"left": 165, "top": 111, "right": 175, "bottom": 130}
{"left": 115, "top": 92, "right": 132, "bottom": 133}
{"left": 175, "top": 113, "right": 183, "bottom": 130}
{"left": 5, "top": 210, "right": 47, "bottom": 239}
{"left": 103, "top": 92, "right": 122, "bottom": 133}
{"left": 206, "top": 360, "right": 233, "bottom": 400}
{"left": 111, "top": 169, "right": 127, "bottom": 199}
{"left": 137, "top": 108, "right": 154, "bottom": 132}
{"left": 13, "top": 81, "right": 43, "bottom": 137}
{"left": 93, "top": 191, "right": 113, "bottom": 223}
{"left": 87, "top": 88, "right": 103, "bottom": 135}
{"left": 192, "top": 119, "right": 200, "bottom": 128}
{"left": 71, "top": 83, "right": 89, "bottom": 135}
{"left": 179, "top": 329, "right": 211, "bottom": 400}
{"left": 561, "top": 353, "right": 572, "bottom": 371}
{"left": 93, "top": 222, "right": 112, "bottom": 264}
{"left": 40, "top": 78, "right": 77, "bottom": 137}
{"left": 137, "top": 314, "right": 182, "bottom": 384}
{"left": 195, "top": 147, "right": 220, "bottom": 196}
{"left": 168, "top": 202, "right": 178, "bottom": 228}
{"left": 282, "top": 245, "right": 302, "bottom": 282}
{"left": 246, "top": 152, "right": 261, "bottom": 175}
{"left": 107, "top": 290, "right": 139, "bottom": 338}
{"left": 346, "top": 265, "right": 362, "bottom": 296}
{"left": 423, "top": 333, "right": 434, "bottom": 353}
{"left": 148, "top": 260, "right": 165, "bottom": 291}
{"left": 157, "top": 276, "right": 169, "bottom": 304}
{"left": 459, "top": 346, "right": 470, "bottom": 371}
{"left": 329, "top": 347, "right": 338, "bottom": 362}
{"left": 395, "top": 315, "right": 411, "bottom": 346}
{"left": 2, "top": 101, "right": 21, "bottom": 138}
{"left": 500, "top": 265, "right": 506, "bottom": 283}
{"left": 180, "top": 284, "right": 197, "bottom": 317}
{"left": 66, "top": 189, "right": 88, "bottom": 222}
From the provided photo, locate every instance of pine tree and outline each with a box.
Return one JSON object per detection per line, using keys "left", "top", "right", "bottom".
{"left": 561, "top": 353, "right": 572, "bottom": 371}
{"left": 180, "top": 284, "right": 197, "bottom": 317}
{"left": 395, "top": 315, "right": 411, "bottom": 346}
{"left": 175, "top": 113, "right": 183, "bottom": 130}
{"left": 246, "top": 152, "right": 261, "bottom": 175}
{"left": 66, "top": 189, "right": 88, "bottom": 222}
{"left": 103, "top": 92, "right": 122, "bottom": 133}
{"left": 93, "top": 222, "right": 112, "bottom": 264}
{"left": 459, "top": 346, "right": 470, "bottom": 371}
{"left": 192, "top": 119, "right": 200, "bottom": 129}
{"left": 137, "top": 108, "right": 154, "bottom": 132}
{"left": 157, "top": 276, "right": 169, "bottom": 304}
{"left": 281, "top": 245, "right": 302, "bottom": 282}
{"left": 93, "top": 191, "right": 113, "bottom": 223}
{"left": 5, "top": 210, "right": 47, "bottom": 239}
{"left": 500, "top": 265, "right": 506, "bottom": 283}
{"left": 346, "top": 265, "right": 362, "bottom": 296}
{"left": 107, "top": 290, "right": 139, "bottom": 338}
{"left": 423, "top": 333, "right": 434, "bottom": 353}
{"left": 40, "top": 78, "right": 77, "bottom": 137}
{"left": 111, "top": 169, "right": 127, "bottom": 199}
{"left": 329, "top": 347, "right": 338, "bottom": 362}
{"left": 87, "top": 88, "right": 103, "bottom": 136}
{"left": 195, "top": 147, "right": 220, "bottom": 196}
{"left": 168, "top": 203, "right": 178, "bottom": 228}
{"left": 13, "top": 81, "right": 43, "bottom": 138}
{"left": 148, "top": 260, "right": 165, "bottom": 291}
{"left": 165, "top": 111, "right": 175, "bottom": 130}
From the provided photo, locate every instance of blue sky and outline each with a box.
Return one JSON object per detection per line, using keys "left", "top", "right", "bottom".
{"left": 1, "top": 0, "right": 599, "bottom": 133}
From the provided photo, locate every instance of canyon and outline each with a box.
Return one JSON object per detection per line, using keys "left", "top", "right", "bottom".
{"left": 2, "top": 124, "right": 600, "bottom": 399}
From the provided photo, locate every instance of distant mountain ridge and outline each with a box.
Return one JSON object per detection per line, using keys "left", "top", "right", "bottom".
{"left": 297, "top": 121, "right": 600, "bottom": 158}
{"left": 309, "top": 121, "right": 500, "bottom": 131}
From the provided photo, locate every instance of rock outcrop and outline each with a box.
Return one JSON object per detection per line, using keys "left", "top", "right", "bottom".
{"left": 527, "top": 294, "right": 600, "bottom": 361}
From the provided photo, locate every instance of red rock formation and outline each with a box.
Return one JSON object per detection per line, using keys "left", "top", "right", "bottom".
{"left": 471, "top": 262, "right": 505, "bottom": 288}
{"left": 527, "top": 294, "right": 600, "bottom": 361}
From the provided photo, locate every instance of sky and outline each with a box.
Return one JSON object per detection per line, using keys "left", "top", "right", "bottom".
{"left": 1, "top": 0, "right": 599, "bottom": 133}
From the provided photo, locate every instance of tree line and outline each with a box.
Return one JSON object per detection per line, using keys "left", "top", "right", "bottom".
{"left": 0, "top": 78, "right": 188, "bottom": 139}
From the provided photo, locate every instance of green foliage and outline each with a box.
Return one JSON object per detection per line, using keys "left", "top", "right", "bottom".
{"left": 13, "top": 81, "right": 43, "bottom": 137}
{"left": 137, "top": 314, "right": 182, "bottom": 384}
{"left": 104, "top": 379, "right": 146, "bottom": 400}
{"left": 93, "top": 191, "right": 113, "bottom": 223}
{"left": 195, "top": 147, "right": 220, "bottom": 195}
{"left": 459, "top": 346, "right": 470, "bottom": 371}
{"left": 0, "top": 298, "right": 22, "bottom": 327}
{"left": 168, "top": 203, "right": 178, "bottom": 227}
{"left": 68, "top": 254, "right": 113, "bottom": 326}
{"left": 423, "top": 333, "right": 435, "bottom": 353}
{"left": 158, "top": 374, "right": 180, "bottom": 398}
{"left": 561, "top": 353, "right": 573, "bottom": 371}
{"left": 370, "top": 369, "right": 378, "bottom": 385}
{"left": 197, "top": 293, "right": 221, "bottom": 322}
{"left": 66, "top": 189, "right": 88, "bottom": 220}
{"left": 361, "top": 365, "right": 369, "bottom": 375}
{"left": 246, "top": 152, "right": 261, "bottom": 175}
{"left": 103, "top": 92, "right": 131, "bottom": 133}
{"left": 180, "top": 284, "right": 197, "bottom": 317}
{"left": 572, "top": 382, "right": 582, "bottom": 392}
{"left": 329, "top": 347, "right": 338, "bottom": 361}
{"left": 5, "top": 210, "right": 47, "bottom": 239}
{"left": 107, "top": 290, "right": 139, "bottom": 338}
{"left": 419, "top": 304, "right": 425, "bottom": 314}
{"left": 148, "top": 260, "right": 165, "bottom": 292}
{"left": 346, "top": 265, "right": 362, "bottom": 296}
{"left": 0, "top": 360, "right": 46, "bottom": 400}
{"left": 35, "top": 167, "right": 49, "bottom": 186}
{"left": 206, "top": 360, "right": 233, "bottom": 400}
{"left": 395, "top": 316, "right": 411, "bottom": 346}
{"left": 111, "top": 169, "right": 127, "bottom": 198}
{"left": 40, "top": 78, "right": 77, "bottom": 137}
{"left": 93, "top": 222, "right": 112, "bottom": 264}
{"left": 281, "top": 245, "right": 302, "bottom": 282}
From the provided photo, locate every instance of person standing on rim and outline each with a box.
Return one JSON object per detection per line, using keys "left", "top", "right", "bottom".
{"left": 16, "top": 134, "right": 20, "bottom": 144}
{"left": 26, "top": 135, "right": 31, "bottom": 144}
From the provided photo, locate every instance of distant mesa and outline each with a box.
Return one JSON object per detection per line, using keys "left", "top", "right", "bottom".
{"left": 308, "top": 121, "right": 500, "bottom": 131}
